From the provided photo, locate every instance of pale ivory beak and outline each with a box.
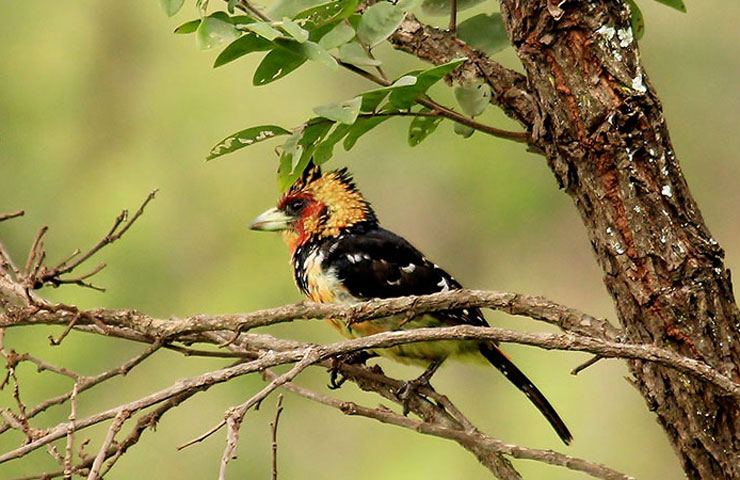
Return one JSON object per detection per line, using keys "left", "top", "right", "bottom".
{"left": 249, "top": 207, "right": 292, "bottom": 231}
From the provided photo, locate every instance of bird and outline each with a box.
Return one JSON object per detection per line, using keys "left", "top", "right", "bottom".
{"left": 249, "top": 163, "right": 572, "bottom": 444}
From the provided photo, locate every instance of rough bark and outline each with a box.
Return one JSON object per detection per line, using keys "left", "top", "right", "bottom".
{"left": 495, "top": 2, "right": 740, "bottom": 478}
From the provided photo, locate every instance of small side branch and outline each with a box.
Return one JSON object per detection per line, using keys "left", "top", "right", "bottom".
{"left": 20, "top": 190, "right": 157, "bottom": 291}
{"left": 0, "top": 211, "right": 25, "bottom": 223}
{"left": 270, "top": 395, "right": 284, "bottom": 480}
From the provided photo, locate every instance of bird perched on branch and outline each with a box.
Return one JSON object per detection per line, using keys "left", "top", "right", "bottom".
{"left": 250, "top": 163, "right": 572, "bottom": 444}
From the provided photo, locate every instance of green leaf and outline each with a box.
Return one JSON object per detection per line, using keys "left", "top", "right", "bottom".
{"left": 453, "top": 122, "right": 474, "bottom": 138}
{"left": 318, "top": 22, "right": 356, "bottom": 50}
{"left": 275, "top": 39, "right": 338, "bottom": 69}
{"left": 388, "top": 58, "right": 467, "bottom": 108}
{"left": 293, "top": 0, "right": 359, "bottom": 31}
{"left": 454, "top": 81, "right": 491, "bottom": 117}
{"left": 356, "top": 2, "right": 405, "bottom": 47}
{"left": 180, "top": 15, "right": 253, "bottom": 34}
{"left": 653, "top": 0, "right": 686, "bottom": 13}
{"left": 161, "top": 0, "right": 185, "bottom": 17}
{"left": 269, "top": 0, "right": 325, "bottom": 19}
{"left": 457, "top": 13, "right": 509, "bottom": 54}
{"left": 196, "top": 13, "right": 241, "bottom": 50}
{"left": 359, "top": 88, "right": 390, "bottom": 112}
{"left": 396, "top": 0, "right": 421, "bottom": 11}
{"left": 277, "top": 120, "right": 333, "bottom": 191}
{"left": 314, "top": 123, "right": 352, "bottom": 164}
{"left": 421, "top": 0, "right": 484, "bottom": 16}
{"left": 207, "top": 125, "right": 291, "bottom": 161}
{"left": 343, "top": 116, "right": 390, "bottom": 150}
{"left": 174, "top": 19, "right": 201, "bottom": 34}
{"left": 229, "top": 15, "right": 257, "bottom": 27}
{"left": 625, "top": 0, "right": 646, "bottom": 40}
{"left": 338, "top": 41, "right": 382, "bottom": 66}
{"left": 358, "top": 76, "right": 416, "bottom": 111}
{"left": 280, "top": 18, "right": 310, "bottom": 43}
{"left": 214, "top": 34, "right": 274, "bottom": 67}
{"left": 314, "top": 97, "right": 362, "bottom": 124}
{"left": 408, "top": 109, "right": 443, "bottom": 146}
{"left": 298, "top": 41, "right": 338, "bottom": 69}
{"left": 253, "top": 48, "right": 307, "bottom": 85}
{"left": 348, "top": 13, "right": 362, "bottom": 30}
{"left": 246, "top": 22, "right": 284, "bottom": 41}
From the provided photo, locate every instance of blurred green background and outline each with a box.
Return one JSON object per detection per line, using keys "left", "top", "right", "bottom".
{"left": 0, "top": 1, "right": 738, "bottom": 478}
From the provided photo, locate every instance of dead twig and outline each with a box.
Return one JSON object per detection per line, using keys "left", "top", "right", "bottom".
{"left": 0, "top": 341, "right": 161, "bottom": 435}
{"left": 180, "top": 348, "right": 320, "bottom": 450}
{"left": 0, "top": 210, "right": 25, "bottom": 223}
{"left": 571, "top": 355, "right": 604, "bottom": 375}
{"left": 63, "top": 384, "right": 79, "bottom": 479}
{"left": 86, "top": 409, "right": 130, "bottom": 480}
{"left": 20, "top": 190, "right": 157, "bottom": 292}
{"left": 270, "top": 395, "right": 284, "bottom": 480}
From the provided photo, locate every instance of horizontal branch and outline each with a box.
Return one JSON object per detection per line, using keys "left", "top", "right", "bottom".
{"left": 4, "top": 318, "right": 738, "bottom": 464}
{"left": 0, "top": 281, "right": 620, "bottom": 341}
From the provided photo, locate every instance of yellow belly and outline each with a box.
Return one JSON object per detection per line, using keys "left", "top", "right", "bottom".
{"left": 325, "top": 314, "right": 482, "bottom": 366}
{"left": 303, "top": 258, "right": 481, "bottom": 365}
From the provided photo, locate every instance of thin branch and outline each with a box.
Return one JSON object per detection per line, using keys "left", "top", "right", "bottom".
{"left": 9, "top": 391, "right": 199, "bottom": 480}
{"left": 448, "top": 0, "right": 457, "bottom": 33}
{"left": 20, "top": 190, "right": 157, "bottom": 291}
{"left": 86, "top": 409, "right": 130, "bottom": 480}
{"left": 180, "top": 348, "right": 319, "bottom": 450}
{"left": 571, "top": 355, "right": 604, "bottom": 375}
{"left": 270, "top": 395, "right": 284, "bottom": 480}
{"left": 0, "top": 342, "right": 161, "bottom": 435}
{"left": 267, "top": 372, "right": 631, "bottom": 480}
{"left": 0, "top": 210, "right": 25, "bottom": 223}
{"left": 63, "top": 384, "right": 78, "bottom": 479}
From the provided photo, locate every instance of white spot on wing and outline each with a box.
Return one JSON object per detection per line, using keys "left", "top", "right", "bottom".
{"left": 437, "top": 277, "right": 451, "bottom": 291}
{"left": 387, "top": 279, "right": 401, "bottom": 286}
{"left": 401, "top": 263, "right": 416, "bottom": 273}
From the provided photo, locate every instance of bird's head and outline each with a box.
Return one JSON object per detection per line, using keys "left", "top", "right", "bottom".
{"left": 250, "top": 163, "right": 377, "bottom": 254}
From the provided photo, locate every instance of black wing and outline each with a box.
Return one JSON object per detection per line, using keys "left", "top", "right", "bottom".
{"left": 323, "top": 227, "right": 488, "bottom": 327}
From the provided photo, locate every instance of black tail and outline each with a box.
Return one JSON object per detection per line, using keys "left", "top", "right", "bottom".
{"left": 479, "top": 343, "right": 572, "bottom": 445}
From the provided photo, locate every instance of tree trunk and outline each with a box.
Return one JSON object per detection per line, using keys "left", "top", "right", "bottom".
{"left": 497, "top": 2, "right": 740, "bottom": 478}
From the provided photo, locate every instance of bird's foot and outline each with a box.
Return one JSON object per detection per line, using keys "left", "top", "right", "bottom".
{"left": 396, "top": 360, "right": 443, "bottom": 415}
{"left": 328, "top": 350, "right": 376, "bottom": 390}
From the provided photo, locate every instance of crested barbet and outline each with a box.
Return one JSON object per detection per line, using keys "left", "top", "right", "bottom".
{"left": 250, "top": 164, "right": 572, "bottom": 444}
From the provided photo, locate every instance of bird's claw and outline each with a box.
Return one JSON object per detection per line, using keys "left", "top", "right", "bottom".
{"left": 396, "top": 376, "right": 432, "bottom": 416}
{"left": 395, "top": 360, "right": 443, "bottom": 415}
{"left": 327, "top": 350, "right": 376, "bottom": 390}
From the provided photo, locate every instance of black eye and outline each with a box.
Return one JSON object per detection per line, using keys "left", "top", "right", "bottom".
{"left": 286, "top": 198, "right": 307, "bottom": 215}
